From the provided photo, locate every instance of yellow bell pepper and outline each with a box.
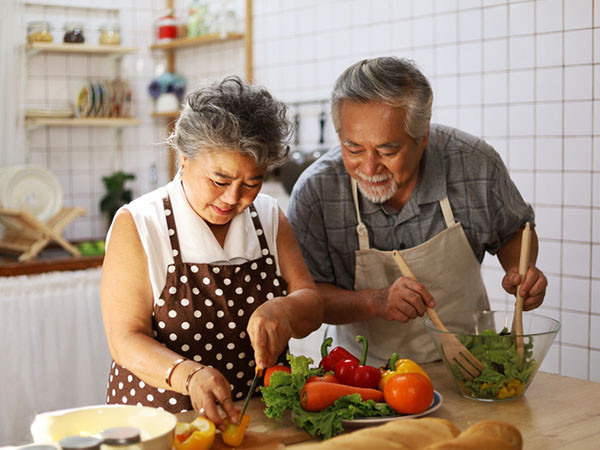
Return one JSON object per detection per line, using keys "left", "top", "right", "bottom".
{"left": 221, "top": 413, "right": 250, "bottom": 447}
{"left": 173, "top": 417, "right": 215, "bottom": 450}
{"left": 378, "top": 353, "right": 430, "bottom": 391}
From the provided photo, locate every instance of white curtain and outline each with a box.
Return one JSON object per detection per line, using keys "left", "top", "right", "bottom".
{"left": 0, "top": 268, "right": 112, "bottom": 446}
{"left": 0, "top": 0, "right": 26, "bottom": 167}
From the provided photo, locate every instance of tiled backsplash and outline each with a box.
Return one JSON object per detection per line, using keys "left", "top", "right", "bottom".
{"left": 16, "top": 0, "right": 600, "bottom": 382}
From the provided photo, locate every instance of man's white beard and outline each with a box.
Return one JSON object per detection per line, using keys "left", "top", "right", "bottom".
{"left": 355, "top": 171, "right": 398, "bottom": 204}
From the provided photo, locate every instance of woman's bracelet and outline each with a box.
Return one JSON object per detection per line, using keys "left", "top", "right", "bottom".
{"left": 165, "top": 358, "right": 187, "bottom": 387}
{"left": 185, "top": 365, "right": 206, "bottom": 394}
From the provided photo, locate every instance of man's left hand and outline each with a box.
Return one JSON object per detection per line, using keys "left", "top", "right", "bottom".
{"left": 502, "top": 265, "right": 547, "bottom": 310}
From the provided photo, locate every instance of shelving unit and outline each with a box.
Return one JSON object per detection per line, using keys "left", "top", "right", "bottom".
{"left": 149, "top": 32, "right": 243, "bottom": 51}
{"left": 25, "top": 42, "right": 139, "bottom": 56}
{"left": 153, "top": 0, "right": 253, "bottom": 178}
{"left": 25, "top": 117, "right": 142, "bottom": 130}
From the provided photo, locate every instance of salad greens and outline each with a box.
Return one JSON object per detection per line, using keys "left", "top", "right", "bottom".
{"left": 261, "top": 354, "right": 395, "bottom": 439}
{"left": 452, "top": 328, "right": 537, "bottom": 399}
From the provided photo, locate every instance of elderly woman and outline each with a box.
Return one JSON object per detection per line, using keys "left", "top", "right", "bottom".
{"left": 101, "top": 76, "right": 323, "bottom": 430}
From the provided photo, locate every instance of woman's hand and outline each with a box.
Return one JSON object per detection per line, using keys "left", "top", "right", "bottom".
{"left": 502, "top": 265, "right": 547, "bottom": 310}
{"left": 372, "top": 277, "right": 435, "bottom": 323}
{"left": 186, "top": 366, "right": 239, "bottom": 432}
{"left": 247, "top": 299, "right": 293, "bottom": 369}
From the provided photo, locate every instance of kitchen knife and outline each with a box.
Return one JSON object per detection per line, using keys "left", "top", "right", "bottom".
{"left": 237, "top": 366, "right": 263, "bottom": 425}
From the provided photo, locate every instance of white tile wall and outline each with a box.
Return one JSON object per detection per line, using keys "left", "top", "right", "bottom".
{"left": 14, "top": 0, "right": 600, "bottom": 381}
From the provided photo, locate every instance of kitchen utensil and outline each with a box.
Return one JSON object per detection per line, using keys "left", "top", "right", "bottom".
{"left": 511, "top": 222, "right": 532, "bottom": 359}
{"left": 0, "top": 165, "right": 62, "bottom": 223}
{"left": 425, "top": 310, "right": 560, "bottom": 401}
{"left": 30, "top": 404, "right": 176, "bottom": 450}
{"left": 392, "top": 250, "right": 484, "bottom": 381}
{"left": 237, "top": 367, "right": 263, "bottom": 425}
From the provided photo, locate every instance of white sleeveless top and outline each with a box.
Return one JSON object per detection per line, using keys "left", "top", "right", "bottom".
{"left": 107, "top": 176, "right": 282, "bottom": 303}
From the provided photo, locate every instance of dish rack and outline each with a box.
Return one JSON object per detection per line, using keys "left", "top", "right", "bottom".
{"left": 0, "top": 207, "right": 86, "bottom": 262}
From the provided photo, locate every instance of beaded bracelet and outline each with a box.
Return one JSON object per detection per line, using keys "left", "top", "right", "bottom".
{"left": 165, "top": 358, "right": 187, "bottom": 387}
{"left": 185, "top": 366, "right": 206, "bottom": 394}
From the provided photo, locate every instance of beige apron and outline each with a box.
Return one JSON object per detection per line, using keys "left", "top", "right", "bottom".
{"left": 326, "top": 179, "right": 489, "bottom": 366}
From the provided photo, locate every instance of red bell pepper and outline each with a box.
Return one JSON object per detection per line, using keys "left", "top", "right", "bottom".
{"left": 334, "top": 335, "right": 381, "bottom": 389}
{"left": 318, "top": 337, "right": 358, "bottom": 373}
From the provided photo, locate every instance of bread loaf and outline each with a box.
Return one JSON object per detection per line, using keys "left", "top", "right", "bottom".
{"left": 291, "top": 417, "right": 522, "bottom": 450}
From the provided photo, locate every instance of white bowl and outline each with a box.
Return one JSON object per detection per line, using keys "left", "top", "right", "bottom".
{"left": 30, "top": 405, "right": 177, "bottom": 450}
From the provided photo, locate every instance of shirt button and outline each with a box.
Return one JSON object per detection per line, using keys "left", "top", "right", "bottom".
{"left": 399, "top": 243, "right": 406, "bottom": 249}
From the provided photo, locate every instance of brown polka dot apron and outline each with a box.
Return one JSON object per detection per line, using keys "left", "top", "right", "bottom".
{"left": 106, "top": 195, "right": 288, "bottom": 412}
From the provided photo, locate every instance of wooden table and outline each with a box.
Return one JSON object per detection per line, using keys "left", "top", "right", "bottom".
{"left": 203, "top": 362, "right": 600, "bottom": 449}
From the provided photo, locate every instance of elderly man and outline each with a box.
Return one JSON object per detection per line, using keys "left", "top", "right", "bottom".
{"left": 288, "top": 57, "right": 547, "bottom": 366}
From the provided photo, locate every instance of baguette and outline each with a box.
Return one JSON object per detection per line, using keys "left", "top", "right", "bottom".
{"left": 290, "top": 418, "right": 521, "bottom": 450}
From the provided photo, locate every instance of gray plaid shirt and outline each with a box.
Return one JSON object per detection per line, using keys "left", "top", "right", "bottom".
{"left": 287, "top": 123, "right": 535, "bottom": 290}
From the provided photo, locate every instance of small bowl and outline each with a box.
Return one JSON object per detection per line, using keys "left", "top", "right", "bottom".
{"left": 424, "top": 310, "right": 560, "bottom": 401}
{"left": 30, "top": 404, "right": 177, "bottom": 450}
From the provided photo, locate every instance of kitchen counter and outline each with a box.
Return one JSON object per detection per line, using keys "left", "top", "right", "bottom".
{"left": 211, "top": 362, "right": 600, "bottom": 449}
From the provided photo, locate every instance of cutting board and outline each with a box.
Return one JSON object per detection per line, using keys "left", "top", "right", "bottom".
{"left": 175, "top": 398, "right": 312, "bottom": 449}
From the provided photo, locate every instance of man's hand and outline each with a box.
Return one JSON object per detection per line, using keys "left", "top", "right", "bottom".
{"left": 373, "top": 277, "right": 436, "bottom": 322}
{"left": 502, "top": 265, "right": 547, "bottom": 310}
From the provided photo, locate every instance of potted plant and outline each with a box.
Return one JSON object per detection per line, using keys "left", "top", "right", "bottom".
{"left": 100, "top": 171, "right": 136, "bottom": 226}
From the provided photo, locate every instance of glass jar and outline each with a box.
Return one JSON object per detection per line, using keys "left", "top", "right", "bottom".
{"left": 27, "top": 21, "right": 53, "bottom": 43}
{"left": 58, "top": 436, "right": 102, "bottom": 450}
{"left": 99, "top": 23, "right": 121, "bottom": 45}
{"left": 63, "top": 22, "right": 85, "bottom": 43}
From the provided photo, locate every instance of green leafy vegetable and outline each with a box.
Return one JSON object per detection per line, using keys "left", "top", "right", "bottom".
{"left": 261, "top": 354, "right": 395, "bottom": 439}
{"left": 451, "top": 328, "right": 537, "bottom": 399}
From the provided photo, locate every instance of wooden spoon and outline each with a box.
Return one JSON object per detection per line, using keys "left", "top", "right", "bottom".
{"left": 392, "top": 250, "right": 484, "bottom": 381}
{"left": 512, "top": 222, "right": 532, "bottom": 360}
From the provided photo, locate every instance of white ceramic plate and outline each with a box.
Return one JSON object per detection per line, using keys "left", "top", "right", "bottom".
{"left": 341, "top": 390, "right": 443, "bottom": 428}
{"left": 0, "top": 165, "right": 62, "bottom": 222}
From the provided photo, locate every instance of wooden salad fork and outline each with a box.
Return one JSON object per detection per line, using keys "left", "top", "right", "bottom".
{"left": 392, "top": 250, "right": 484, "bottom": 381}
{"left": 511, "top": 222, "right": 532, "bottom": 360}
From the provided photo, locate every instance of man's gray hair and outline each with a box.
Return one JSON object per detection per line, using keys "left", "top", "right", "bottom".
{"left": 168, "top": 76, "right": 292, "bottom": 168}
{"left": 331, "top": 57, "right": 433, "bottom": 143}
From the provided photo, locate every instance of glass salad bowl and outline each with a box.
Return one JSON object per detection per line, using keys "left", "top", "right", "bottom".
{"left": 424, "top": 310, "right": 560, "bottom": 402}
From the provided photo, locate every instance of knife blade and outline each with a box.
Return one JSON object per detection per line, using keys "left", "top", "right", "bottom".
{"left": 237, "top": 366, "right": 263, "bottom": 425}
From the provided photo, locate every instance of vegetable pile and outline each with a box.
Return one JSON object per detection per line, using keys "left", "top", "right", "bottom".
{"left": 261, "top": 353, "right": 395, "bottom": 439}
{"left": 452, "top": 328, "right": 537, "bottom": 399}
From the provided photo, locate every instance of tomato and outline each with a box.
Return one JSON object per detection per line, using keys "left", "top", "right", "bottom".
{"left": 383, "top": 372, "right": 434, "bottom": 415}
{"left": 263, "top": 365, "right": 291, "bottom": 387}
{"left": 307, "top": 374, "right": 339, "bottom": 383}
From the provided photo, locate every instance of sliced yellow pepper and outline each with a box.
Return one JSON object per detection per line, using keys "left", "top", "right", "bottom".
{"left": 222, "top": 414, "right": 250, "bottom": 447}
{"left": 378, "top": 354, "right": 430, "bottom": 390}
{"left": 174, "top": 417, "right": 215, "bottom": 450}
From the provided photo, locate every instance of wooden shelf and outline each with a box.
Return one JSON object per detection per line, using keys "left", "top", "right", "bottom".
{"left": 0, "top": 254, "right": 103, "bottom": 277}
{"left": 149, "top": 32, "right": 244, "bottom": 50}
{"left": 25, "top": 117, "right": 142, "bottom": 128}
{"left": 25, "top": 42, "right": 139, "bottom": 55}
{"left": 152, "top": 111, "right": 180, "bottom": 118}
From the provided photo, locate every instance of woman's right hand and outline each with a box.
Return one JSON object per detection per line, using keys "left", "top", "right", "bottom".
{"left": 186, "top": 365, "right": 239, "bottom": 432}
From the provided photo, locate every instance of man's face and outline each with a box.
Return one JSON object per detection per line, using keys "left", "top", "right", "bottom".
{"left": 338, "top": 101, "right": 428, "bottom": 204}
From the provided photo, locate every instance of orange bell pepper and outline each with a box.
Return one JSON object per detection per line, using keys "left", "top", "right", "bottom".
{"left": 174, "top": 417, "right": 215, "bottom": 450}
{"left": 378, "top": 353, "right": 430, "bottom": 391}
{"left": 221, "top": 414, "right": 250, "bottom": 447}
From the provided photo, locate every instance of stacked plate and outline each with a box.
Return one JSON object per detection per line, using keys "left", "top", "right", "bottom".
{"left": 0, "top": 165, "right": 63, "bottom": 223}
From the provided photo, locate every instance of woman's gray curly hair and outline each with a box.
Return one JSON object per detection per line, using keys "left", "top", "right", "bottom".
{"left": 168, "top": 76, "right": 292, "bottom": 168}
{"left": 331, "top": 57, "right": 433, "bottom": 143}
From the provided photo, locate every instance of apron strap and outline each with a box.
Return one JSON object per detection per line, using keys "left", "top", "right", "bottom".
{"left": 163, "top": 195, "right": 183, "bottom": 264}
{"left": 439, "top": 196, "right": 456, "bottom": 227}
{"left": 351, "top": 178, "right": 370, "bottom": 250}
{"left": 247, "top": 203, "right": 271, "bottom": 255}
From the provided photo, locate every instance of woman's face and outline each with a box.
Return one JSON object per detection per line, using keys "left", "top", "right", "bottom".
{"left": 180, "top": 150, "right": 266, "bottom": 226}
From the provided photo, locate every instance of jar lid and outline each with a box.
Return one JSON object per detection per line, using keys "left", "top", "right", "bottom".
{"left": 100, "top": 427, "right": 141, "bottom": 446}
{"left": 28, "top": 20, "right": 51, "bottom": 27}
{"left": 58, "top": 436, "right": 102, "bottom": 450}
{"left": 100, "top": 22, "right": 121, "bottom": 32}
{"left": 63, "top": 21, "right": 85, "bottom": 30}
